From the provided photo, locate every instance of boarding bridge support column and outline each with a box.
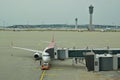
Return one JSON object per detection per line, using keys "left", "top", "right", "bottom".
{"left": 54, "top": 46, "right": 58, "bottom": 59}
{"left": 94, "top": 55, "right": 99, "bottom": 72}
{"left": 65, "top": 48, "right": 69, "bottom": 58}
{"left": 113, "top": 55, "right": 118, "bottom": 70}
{"left": 54, "top": 52, "right": 58, "bottom": 59}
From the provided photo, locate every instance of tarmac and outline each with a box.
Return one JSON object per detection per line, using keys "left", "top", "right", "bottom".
{"left": 0, "top": 31, "right": 120, "bottom": 80}
{"left": 0, "top": 47, "right": 42, "bottom": 80}
{"left": 40, "top": 59, "right": 120, "bottom": 80}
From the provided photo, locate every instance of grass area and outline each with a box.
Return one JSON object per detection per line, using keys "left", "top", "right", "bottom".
{"left": 0, "top": 31, "right": 120, "bottom": 48}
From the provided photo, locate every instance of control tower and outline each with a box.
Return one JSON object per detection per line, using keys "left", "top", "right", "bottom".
{"left": 75, "top": 18, "right": 78, "bottom": 30}
{"left": 88, "top": 5, "right": 94, "bottom": 31}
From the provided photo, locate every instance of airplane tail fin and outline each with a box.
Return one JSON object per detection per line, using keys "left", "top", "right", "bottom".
{"left": 51, "top": 34, "right": 55, "bottom": 43}
{"left": 47, "top": 34, "right": 55, "bottom": 48}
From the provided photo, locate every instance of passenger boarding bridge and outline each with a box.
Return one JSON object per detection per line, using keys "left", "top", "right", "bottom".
{"left": 55, "top": 48, "right": 120, "bottom": 59}
{"left": 51, "top": 47, "right": 120, "bottom": 71}
{"left": 46, "top": 47, "right": 120, "bottom": 71}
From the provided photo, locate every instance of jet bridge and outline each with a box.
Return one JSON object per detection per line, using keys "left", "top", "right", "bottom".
{"left": 56, "top": 48, "right": 120, "bottom": 71}
{"left": 56, "top": 48, "right": 120, "bottom": 60}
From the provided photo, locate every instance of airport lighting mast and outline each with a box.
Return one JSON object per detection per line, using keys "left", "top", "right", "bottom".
{"left": 88, "top": 5, "right": 94, "bottom": 31}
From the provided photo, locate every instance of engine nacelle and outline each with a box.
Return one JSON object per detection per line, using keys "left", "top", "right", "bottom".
{"left": 33, "top": 52, "right": 41, "bottom": 60}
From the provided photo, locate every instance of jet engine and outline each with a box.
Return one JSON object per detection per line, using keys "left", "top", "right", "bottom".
{"left": 33, "top": 52, "right": 42, "bottom": 60}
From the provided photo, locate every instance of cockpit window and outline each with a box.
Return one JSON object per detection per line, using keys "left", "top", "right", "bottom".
{"left": 43, "top": 55, "right": 49, "bottom": 56}
{"left": 45, "top": 48, "right": 54, "bottom": 54}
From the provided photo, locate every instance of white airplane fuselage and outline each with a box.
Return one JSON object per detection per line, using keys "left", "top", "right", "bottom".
{"left": 43, "top": 38, "right": 54, "bottom": 60}
{"left": 42, "top": 48, "right": 51, "bottom": 63}
{"left": 41, "top": 39, "right": 55, "bottom": 70}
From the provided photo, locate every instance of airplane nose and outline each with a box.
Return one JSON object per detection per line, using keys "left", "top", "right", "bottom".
{"left": 43, "top": 56, "right": 50, "bottom": 62}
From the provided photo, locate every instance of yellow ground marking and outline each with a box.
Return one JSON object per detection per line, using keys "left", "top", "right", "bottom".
{"left": 39, "top": 70, "right": 46, "bottom": 80}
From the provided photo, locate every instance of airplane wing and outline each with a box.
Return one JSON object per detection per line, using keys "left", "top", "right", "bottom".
{"left": 13, "top": 46, "right": 43, "bottom": 53}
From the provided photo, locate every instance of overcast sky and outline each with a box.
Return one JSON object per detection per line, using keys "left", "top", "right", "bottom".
{"left": 0, "top": 0, "right": 120, "bottom": 26}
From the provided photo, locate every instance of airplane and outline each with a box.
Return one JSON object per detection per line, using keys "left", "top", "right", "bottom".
{"left": 12, "top": 36, "right": 55, "bottom": 70}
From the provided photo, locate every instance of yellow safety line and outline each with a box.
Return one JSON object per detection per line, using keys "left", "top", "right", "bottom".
{"left": 39, "top": 70, "right": 46, "bottom": 80}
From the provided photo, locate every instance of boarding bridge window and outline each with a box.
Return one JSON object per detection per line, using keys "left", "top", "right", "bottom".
{"left": 68, "top": 50, "right": 84, "bottom": 57}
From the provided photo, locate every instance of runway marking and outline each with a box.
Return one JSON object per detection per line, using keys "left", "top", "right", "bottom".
{"left": 39, "top": 70, "right": 46, "bottom": 80}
